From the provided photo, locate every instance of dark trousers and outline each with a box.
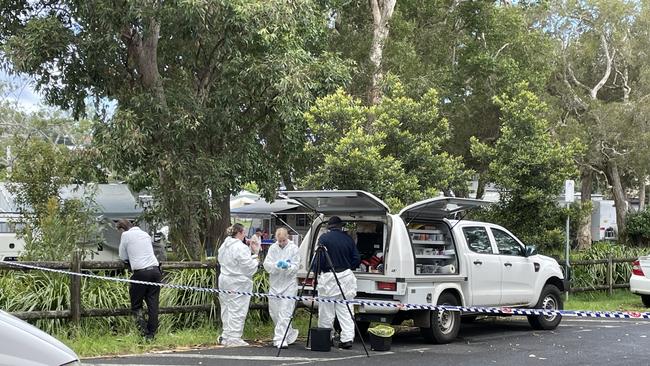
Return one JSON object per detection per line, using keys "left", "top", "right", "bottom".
{"left": 129, "top": 268, "right": 162, "bottom": 336}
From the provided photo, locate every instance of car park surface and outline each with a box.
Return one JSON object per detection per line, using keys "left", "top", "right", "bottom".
{"left": 83, "top": 317, "right": 649, "bottom": 366}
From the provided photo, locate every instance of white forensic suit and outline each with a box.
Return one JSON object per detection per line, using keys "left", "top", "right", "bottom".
{"left": 317, "top": 269, "right": 357, "bottom": 343}
{"left": 314, "top": 225, "right": 360, "bottom": 345}
{"left": 217, "top": 236, "right": 259, "bottom": 347}
{"left": 263, "top": 240, "right": 301, "bottom": 348}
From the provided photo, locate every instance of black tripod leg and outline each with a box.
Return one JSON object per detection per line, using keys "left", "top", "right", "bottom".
{"left": 321, "top": 248, "right": 370, "bottom": 357}
{"left": 276, "top": 247, "right": 321, "bottom": 356}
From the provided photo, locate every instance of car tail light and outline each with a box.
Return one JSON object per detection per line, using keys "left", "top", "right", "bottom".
{"left": 632, "top": 260, "right": 645, "bottom": 276}
{"left": 377, "top": 281, "right": 397, "bottom": 291}
{"left": 299, "top": 277, "right": 314, "bottom": 286}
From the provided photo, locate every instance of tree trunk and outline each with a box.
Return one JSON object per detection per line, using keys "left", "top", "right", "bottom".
{"left": 475, "top": 173, "right": 487, "bottom": 199}
{"left": 576, "top": 168, "right": 592, "bottom": 250}
{"left": 368, "top": 0, "right": 397, "bottom": 105}
{"left": 639, "top": 178, "right": 646, "bottom": 211}
{"left": 207, "top": 193, "right": 231, "bottom": 257}
{"left": 605, "top": 160, "right": 627, "bottom": 233}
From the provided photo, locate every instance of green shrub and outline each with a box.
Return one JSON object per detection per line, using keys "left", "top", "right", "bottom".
{"left": 0, "top": 266, "right": 271, "bottom": 335}
{"left": 569, "top": 242, "right": 648, "bottom": 289}
{"left": 625, "top": 209, "right": 650, "bottom": 245}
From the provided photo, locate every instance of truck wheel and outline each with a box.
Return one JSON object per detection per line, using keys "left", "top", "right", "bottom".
{"left": 420, "top": 292, "right": 460, "bottom": 344}
{"left": 641, "top": 295, "right": 650, "bottom": 307}
{"left": 527, "top": 284, "right": 563, "bottom": 330}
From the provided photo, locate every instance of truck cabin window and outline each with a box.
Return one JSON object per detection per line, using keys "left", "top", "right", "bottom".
{"left": 463, "top": 227, "right": 493, "bottom": 254}
{"left": 492, "top": 228, "right": 524, "bottom": 256}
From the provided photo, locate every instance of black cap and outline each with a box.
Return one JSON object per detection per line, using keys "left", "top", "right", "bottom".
{"left": 327, "top": 216, "right": 343, "bottom": 229}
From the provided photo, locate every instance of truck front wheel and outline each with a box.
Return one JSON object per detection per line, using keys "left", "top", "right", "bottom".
{"left": 527, "top": 284, "right": 563, "bottom": 330}
{"left": 420, "top": 292, "right": 460, "bottom": 344}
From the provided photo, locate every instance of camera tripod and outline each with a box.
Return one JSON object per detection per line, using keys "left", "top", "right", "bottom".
{"left": 276, "top": 243, "right": 369, "bottom": 357}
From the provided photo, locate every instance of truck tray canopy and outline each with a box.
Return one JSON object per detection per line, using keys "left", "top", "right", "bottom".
{"left": 281, "top": 190, "right": 389, "bottom": 215}
{"left": 399, "top": 197, "right": 490, "bottom": 221}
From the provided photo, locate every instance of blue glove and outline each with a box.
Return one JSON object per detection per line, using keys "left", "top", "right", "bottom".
{"left": 276, "top": 260, "right": 289, "bottom": 269}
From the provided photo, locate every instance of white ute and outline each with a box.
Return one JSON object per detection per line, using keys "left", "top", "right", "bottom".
{"left": 287, "top": 190, "right": 568, "bottom": 344}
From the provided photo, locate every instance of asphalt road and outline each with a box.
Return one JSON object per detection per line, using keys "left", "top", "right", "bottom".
{"left": 83, "top": 317, "right": 650, "bottom": 366}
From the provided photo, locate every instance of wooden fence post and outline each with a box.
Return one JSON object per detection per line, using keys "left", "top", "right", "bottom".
{"left": 607, "top": 256, "right": 613, "bottom": 296}
{"left": 69, "top": 250, "right": 82, "bottom": 326}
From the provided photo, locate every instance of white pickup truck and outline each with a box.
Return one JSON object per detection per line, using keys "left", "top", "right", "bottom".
{"left": 285, "top": 190, "right": 568, "bottom": 344}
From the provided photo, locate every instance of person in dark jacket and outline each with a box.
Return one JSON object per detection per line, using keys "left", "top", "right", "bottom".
{"left": 314, "top": 216, "right": 360, "bottom": 349}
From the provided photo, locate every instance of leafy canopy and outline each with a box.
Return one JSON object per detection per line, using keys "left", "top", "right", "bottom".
{"left": 302, "top": 79, "right": 471, "bottom": 210}
{"left": 471, "top": 82, "right": 582, "bottom": 244}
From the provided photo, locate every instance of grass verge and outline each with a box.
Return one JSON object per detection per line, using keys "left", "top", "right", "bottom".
{"left": 63, "top": 309, "right": 315, "bottom": 358}
{"left": 565, "top": 289, "right": 647, "bottom": 312}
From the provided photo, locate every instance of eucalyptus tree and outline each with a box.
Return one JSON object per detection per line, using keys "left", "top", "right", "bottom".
{"left": 546, "top": 0, "right": 650, "bottom": 246}
{"left": 0, "top": 0, "right": 350, "bottom": 259}
{"left": 329, "top": 1, "right": 556, "bottom": 197}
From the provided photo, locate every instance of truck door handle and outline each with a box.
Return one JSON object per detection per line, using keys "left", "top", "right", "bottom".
{"left": 504, "top": 262, "right": 512, "bottom": 267}
{"left": 473, "top": 260, "right": 483, "bottom": 265}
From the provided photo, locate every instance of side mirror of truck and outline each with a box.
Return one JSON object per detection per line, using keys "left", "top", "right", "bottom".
{"left": 524, "top": 245, "right": 537, "bottom": 257}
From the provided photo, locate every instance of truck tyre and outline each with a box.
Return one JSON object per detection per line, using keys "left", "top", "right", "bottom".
{"left": 641, "top": 295, "right": 650, "bottom": 307}
{"left": 527, "top": 284, "right": 563, "bottom": 330}
{"left": 420, "top": 292, "right": 460, "bottom": 344}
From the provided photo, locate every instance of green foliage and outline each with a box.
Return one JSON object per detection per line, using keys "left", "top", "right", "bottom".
{"left": 623, "top": 209, "right": 650, "bottom": 246}
{"left": 0, "top": 0, "right": 353, "bottom": 260}
{"left": 470, "top": 83, "right": 581, "bottom": 244}
{"left": 19, "top": 197, "right": 103, "bottom": 261}
{"left": 569, "top": 242, "right": 647, "bottom": 290}
{"left": 0, "top": 267, "right": 270, "bottom": 335}
{"left": 5, "top": 126, "right": 104, "bottom": 261}
{"left": 0, "top": 271, "right": 70, "bottom": 333}
{"left": 159, "top": 269, "right": 218, "bottom": 331}
{"left": 301, "top": 81, "right": 472, "bottom": 211}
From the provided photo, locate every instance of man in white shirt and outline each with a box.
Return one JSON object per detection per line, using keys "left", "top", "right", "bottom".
{"left": 249, "top": 228, "right": 263, "bottom": 247}
{"left": 117, "top": 219, "right": 162, "bottom": 341}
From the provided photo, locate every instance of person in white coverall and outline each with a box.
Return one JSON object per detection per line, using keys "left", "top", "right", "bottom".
{"left": 217, "top": 223, "right": 261, "bottom": 347}
{"left": 313, "top": 216, "right": 360, "bottom": 349}
{"left": 263, "top": 228, "right": 301, "bottom": 348}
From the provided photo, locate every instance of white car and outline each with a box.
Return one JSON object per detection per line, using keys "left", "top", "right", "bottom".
{"left": 630, "top": 256, "right": 650, "bottom": 307}
{"left": 0, "top": 310, "right": 80, "bottom": 366}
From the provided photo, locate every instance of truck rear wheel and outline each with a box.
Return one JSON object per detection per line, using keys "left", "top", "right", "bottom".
{"left": 527, "top": 284, "right": 563, "bottom": 330}
{"left": 420, "top": 292, "right": 460, "bottom": 344}
{"left": 641, "top": 295, "right": 650, "bottom": 307}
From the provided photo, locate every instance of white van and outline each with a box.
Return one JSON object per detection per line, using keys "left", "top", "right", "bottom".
{"left": 286, "top": 190, "right": 567, "bottom": 344}
{"left": 0, "top": 214, "right": 25, "bottom": 262}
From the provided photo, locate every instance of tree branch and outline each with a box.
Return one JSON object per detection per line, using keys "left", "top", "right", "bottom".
{"left": 589, "top": 33, "right": 614, "bottom": 100}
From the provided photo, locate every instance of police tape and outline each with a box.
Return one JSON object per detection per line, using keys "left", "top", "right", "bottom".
{"left": 4, "top": 261, "right": 650, "bottom": 320}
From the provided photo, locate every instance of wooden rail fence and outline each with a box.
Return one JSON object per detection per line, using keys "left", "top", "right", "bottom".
{"left": 566, "top": 257, "right": 636, "bottom": 295}
{"left": 0, "top": 255, "right": 639, "bottom": 322}
{"left": 0, "top": 253, "right": 272, "bottom": 323}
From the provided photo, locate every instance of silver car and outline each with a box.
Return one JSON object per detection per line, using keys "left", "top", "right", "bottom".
{"left": 0, "top": 310, "right": 80, "bottom": 366}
